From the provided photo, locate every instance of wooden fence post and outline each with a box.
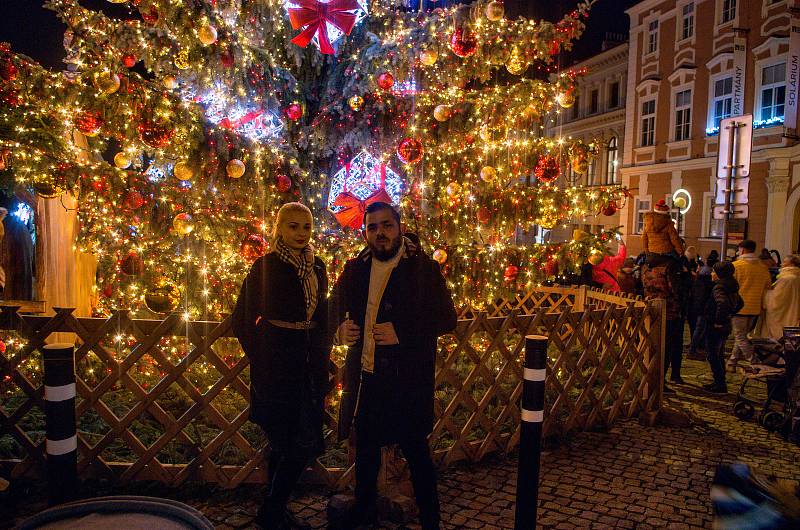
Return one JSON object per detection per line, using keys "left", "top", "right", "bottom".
{"left": 642, "top": 299, "right": 665, "bottom": 425}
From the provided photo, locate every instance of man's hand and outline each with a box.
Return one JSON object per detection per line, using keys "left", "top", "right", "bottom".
{"left": 373, "top": 322, "right": 399, "bottom": 346}
{"left": 337, "top": 319, "right": 361, "bottom": 346}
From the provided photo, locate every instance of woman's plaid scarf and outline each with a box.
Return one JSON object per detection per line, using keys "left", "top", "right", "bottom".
{"left": 275, "top": 238, "right": 317, "bottom": 318}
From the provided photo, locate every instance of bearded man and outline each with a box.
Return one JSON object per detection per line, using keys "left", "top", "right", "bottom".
{"left": 329, "top": 202, "right": 456, "bottom": 530}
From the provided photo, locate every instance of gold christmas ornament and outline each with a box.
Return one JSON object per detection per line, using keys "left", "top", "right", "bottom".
{"left": 174, "top": 50, "right": 191, "bottom": 70}
{"left": 348, "top": 95, "right": 364, "bottom": 111}
{"left": 144, "top": 278, "right": 181, "bottom": 314}
{"left": 162, "top": 75, "right": 178, "bottom": 90}
{"left": 433, "top": 104, "right": 451, "bottom": 122}
{"left": 173, "top": 161, "right": 194, "bottom": 181}
{"left": 432, "top": 248, "right": 448, "bottom": 265}
{"left": 113, "top": 152, "right": 131, "bottom": 169}
{"left": 486, "top": 1, "right": 505, "bottom": 21}
{"left": 480, "top": 165, "right": 497, "bottom": 182}
{"left": 172, "top": 212, "right": 194, "bottom": 235}
{"left": 445, "top": 182, "right": 461, "bottom": 197}
{"left": 198, "top": 24, "right": 218, "bottom": 46}
{"left": 226, "top": 159, "right": 246, "bottom": 179}
{"left": 589, "top": 250, "right": 604, "bottom": 266}
{"left": 420, "top": 48, "right": 438, "bottom": 66}
{"left": 505, "top": 48, "right": 527, "bottom": 75}
{"left": 95, "top": 72, "right": 120, "bottom": 95}
{"left": 556, "top": 90, "right": 576, "bottom": 108}
{"left": 537, "top": 209, "right": 560, "bottom": 229}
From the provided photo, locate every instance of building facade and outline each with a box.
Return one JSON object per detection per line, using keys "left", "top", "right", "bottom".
{"left": 547, "top": 41, "right": 628, "bottom": 236}
{"left": 620, "top": 0, "right": 800, "bottom": 260}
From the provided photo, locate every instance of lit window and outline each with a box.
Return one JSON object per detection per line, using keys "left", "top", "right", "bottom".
{"left": 760, "top": 63, "right": 786, "bottom": 121}
{"left": 711, "top": 77, "right": 733, "bottom": 129}
{"left": 674, "top": 89, "right": 692, "bottom": 141}
{"left": 705, "top": 196, "right": 724, "bottom": 239}
{"left": 641, "top": 99, "right": 656, "bottom": 146}
{"left": 721, "top": 0, "right": 736, "bottom": 24}
{"left": 681, "top": 3, "right": 694, "bottom": 40}
{"left": 647, "top": 20, "right": 659, "bottom": 54}
{"left": 606, "top": 137, "right": 619, "bottom": 184}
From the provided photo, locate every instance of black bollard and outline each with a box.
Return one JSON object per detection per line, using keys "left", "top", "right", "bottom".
{"left": 43, "top": 343, "right": 79, "bottom": 506}
{"left": 515, "top": 335, "right": 548, "bottom": 529}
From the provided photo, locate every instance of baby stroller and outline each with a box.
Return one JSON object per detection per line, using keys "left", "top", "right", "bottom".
{"left": 733, "top": 331, "right": 800, "bottom": 435}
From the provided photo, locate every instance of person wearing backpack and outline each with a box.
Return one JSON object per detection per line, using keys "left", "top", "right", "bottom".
{"left": 703, "top": 261, "right": 743, "bottom": 393}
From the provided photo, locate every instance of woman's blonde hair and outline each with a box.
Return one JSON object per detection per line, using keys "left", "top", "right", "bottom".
{"left": 272, "top": 202, "right": 313, "bottom": 245}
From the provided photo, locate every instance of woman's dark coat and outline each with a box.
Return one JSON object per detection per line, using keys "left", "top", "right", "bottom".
{"left": 231, "top": 252, "right": 330, "bottom": 451}
{"left": 332, "top": 238, "right": 457, "bottom": 442}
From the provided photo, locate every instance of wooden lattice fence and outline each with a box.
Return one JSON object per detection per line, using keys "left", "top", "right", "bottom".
{"left": 0, "top": 286, "right": 664, "bottom": 489}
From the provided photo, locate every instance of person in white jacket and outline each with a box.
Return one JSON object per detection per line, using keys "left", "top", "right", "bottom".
{"left": 757, "top": 254, "right": 800, "bottom": 340}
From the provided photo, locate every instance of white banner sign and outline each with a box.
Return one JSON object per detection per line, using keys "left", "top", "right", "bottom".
{"left": 786, "top": 4, "right": 800, "bottom": 130}
{"left": 732, "top": 34, "right": 747, "bottom": 117}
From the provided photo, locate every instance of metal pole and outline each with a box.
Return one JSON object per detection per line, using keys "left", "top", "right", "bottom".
{"left": 43, "top": 343, "right": 79, "bottom": 506}
{"left": 515, "top": 335, "right": 548, "bottom": 529}
{"left": 720, "top": 121, "right": 740, "bottom": 259}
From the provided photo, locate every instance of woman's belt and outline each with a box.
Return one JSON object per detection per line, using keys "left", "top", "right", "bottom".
{"left": 267, "top": 319, "right": 317, "bottom": 330}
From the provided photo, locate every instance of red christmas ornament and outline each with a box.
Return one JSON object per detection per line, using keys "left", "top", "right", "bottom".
{"left": 285, "top": 103, "right": 303, "bottom": 121}
{"left": 601, "top": 202, "right": 617, "bottom": 216}
{"left": 240, "top": 234, "right": 269, "bottom": 262}
{"left": 220, "top": 49, "right": 234, "bottom": 68}
{"left": 75, "top": 111, "right": 104, "bottom": 136}
{"left": 124, "top": 189, "right": 145, "bottom": 209}
{"left": 450, "top": 28, "right": 478, "bottom": 58}
{"left": 276, "top": 174, "right": 292, "bottom": 192}
{"left": 376, "top": 72, "right": 394, "bottom": 90}
{"left": 0, "top": 59, "right": 17, "bottom": 81}
{"left": 120, "top": 251, "right": 145, "bottom": 276}
{"left": 504, "top": 264, "right": 520, "bottom": 283}
{"left": 138, "top": 119, "right": 173, "bottom": 149}
{"left": 534, "top": 155, "right": 561, "bottom": 183}
{"left": 477, "top": 206, "right": 491, "bottom": 224}
{"left": 397, "top": 137, "right": 424, "bottom": 165}
{"left": 122, "top": 54, "right": 137, "bottom": 68}
{"left": 102, "top": 284, "right": 114, "bottom": 298}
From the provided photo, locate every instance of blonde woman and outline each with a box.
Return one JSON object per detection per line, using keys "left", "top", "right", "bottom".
{"left": 232, "top": 202, "right": 330, "bottom": 530}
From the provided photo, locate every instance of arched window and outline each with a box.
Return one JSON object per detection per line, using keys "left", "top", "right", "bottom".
{"left": 606, "top": 136, "right": 618, "bottom": 184}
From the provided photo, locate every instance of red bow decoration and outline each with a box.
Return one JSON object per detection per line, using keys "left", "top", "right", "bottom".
{"left": 218, "top": 109, "right": 263, "bottom": 131}
{"left": 288, "top": 0, "right": 361, "bottom": 54}
{"left": 332, "top": 187, "right": 392, "bottom": 229}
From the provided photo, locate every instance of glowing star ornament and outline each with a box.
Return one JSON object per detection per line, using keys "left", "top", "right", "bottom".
{"left": 327, "top": 150, "right": 405, "bottom": 229}
{"left": 285, "top": 0, "right": 368, "bottom": 55}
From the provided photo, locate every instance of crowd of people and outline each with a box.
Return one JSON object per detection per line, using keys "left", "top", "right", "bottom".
{"left": 585, "top": 233, "right": 800, "bottom": 395}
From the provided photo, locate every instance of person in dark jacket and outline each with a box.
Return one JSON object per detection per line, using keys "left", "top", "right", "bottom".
{"left": 231, "top": 202, "right": 331, "bottom": 530}
{"left": 702, "top": 261, "right": 742, "bottom": 393}
{"left": 329, "top": 202, "right": 457, "bottom": 530}
{"left": 688, "top": 253, "right": 718, "bottom": 358}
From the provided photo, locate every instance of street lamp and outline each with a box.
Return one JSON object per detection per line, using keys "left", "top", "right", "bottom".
{"left": 672, "top": 188, "right": 692, "bottom": 237}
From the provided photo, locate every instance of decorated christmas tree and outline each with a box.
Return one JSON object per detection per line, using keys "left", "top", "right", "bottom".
{"left": 0, "top": 0, "right": 627, "bottom": 319}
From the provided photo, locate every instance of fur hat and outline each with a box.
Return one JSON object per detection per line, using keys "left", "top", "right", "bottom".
{"left": 654, "top": 199, "right": 670, "bottom": 214}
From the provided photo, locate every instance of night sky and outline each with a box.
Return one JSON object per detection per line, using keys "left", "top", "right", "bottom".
{"left": 1, "top": 0, "right": 637, "bottom": 69}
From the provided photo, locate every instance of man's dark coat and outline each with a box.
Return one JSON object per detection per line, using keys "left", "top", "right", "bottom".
{"left": 332, "top": 238, "right": 457, "bottom": 442}
{"left": 231, "top": 252, "right": 330, "bottom": 451}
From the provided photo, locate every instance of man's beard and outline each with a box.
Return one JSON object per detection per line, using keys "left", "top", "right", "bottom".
{"left": 370, "top": 235, "right": 402, "bottom": 261}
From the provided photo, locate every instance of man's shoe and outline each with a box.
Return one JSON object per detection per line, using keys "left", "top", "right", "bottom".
{"left": 702, "top": 383, "right": 727, "bottom": 394}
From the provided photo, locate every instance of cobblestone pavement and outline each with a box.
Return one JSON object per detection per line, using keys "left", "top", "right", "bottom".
{"left": 5, "top": 358, "right": 800, "bottom": 529}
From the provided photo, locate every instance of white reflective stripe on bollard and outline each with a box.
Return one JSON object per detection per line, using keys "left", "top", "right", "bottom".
{"left": 523, "top": 368, "right": 546, "bottom": 381}
{"left": 46, "top": 435, "right": 77, "bottom": 456}
{"left": 520, "top": 408, "right": 544, "bottom": 423}
{"left": 44, "top": 383, "right": 76, "bottom": 402}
